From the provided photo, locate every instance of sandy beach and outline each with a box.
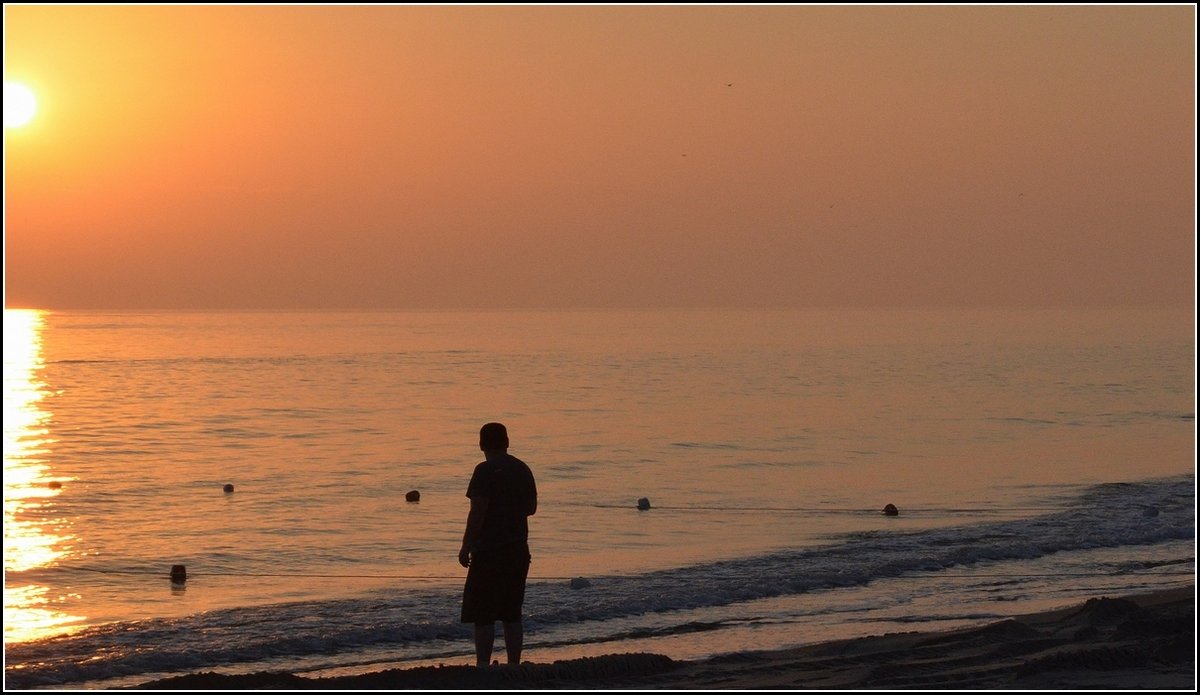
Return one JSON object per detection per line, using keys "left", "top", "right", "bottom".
{"left": 133, "top": 586, "right": 1194, "bottom": 690}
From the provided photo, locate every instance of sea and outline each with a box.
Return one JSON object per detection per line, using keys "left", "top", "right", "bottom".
{"left": 3, "top": 307, "right": 1195, "bottom": 689}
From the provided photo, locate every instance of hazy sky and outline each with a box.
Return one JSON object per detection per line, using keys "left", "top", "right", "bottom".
{"left": 3, "top": 5, "right": 1195, "bottom": 310}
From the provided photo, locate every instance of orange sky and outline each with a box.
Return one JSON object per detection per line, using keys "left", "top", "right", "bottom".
{"left": 3, "top": 5, "right": 1195, "bottom": 310}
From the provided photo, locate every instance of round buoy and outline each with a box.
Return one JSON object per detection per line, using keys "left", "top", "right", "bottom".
{"left": 223, "top": 484, "right": 234, "bottom": 493}
{"left": 882, "top": 503, "right": 899, "bottom": 517}
{"left": 637, "top": 497, "right": 651, "bottom": 511}
{"left": 170, "top": 565, "right": 187, "bottom": 583}
{"left": 405, "top": 490, "right": 420, "bottom": 503}
{"left": 47, "top": 481, "right": 62, "bottom": 490}
{"left": 1142, "top": 506, "right": 1160, "bottom": 518}
{"left": 569, "top": 577, "right": 592, "bottom": 590}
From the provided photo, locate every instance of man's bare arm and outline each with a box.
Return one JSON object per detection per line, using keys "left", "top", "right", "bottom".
{"left": 459, "top": 496, "right": 489, "bottom": 567}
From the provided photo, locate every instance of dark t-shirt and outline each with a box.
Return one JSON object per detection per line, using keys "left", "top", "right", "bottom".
{"left": 466, "top": 453, "right": 537, "bottom": 553}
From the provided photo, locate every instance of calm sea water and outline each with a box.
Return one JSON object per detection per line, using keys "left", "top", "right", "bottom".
{"left": 3, "top": 308, "right": 1195, "bottom": 688}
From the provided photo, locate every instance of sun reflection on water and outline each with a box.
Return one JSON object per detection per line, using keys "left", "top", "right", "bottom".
{"left": 4, "top": 309, "right": 84, "bottom": 642}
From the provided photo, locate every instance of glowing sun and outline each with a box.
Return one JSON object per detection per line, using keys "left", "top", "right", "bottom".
{"left": 5, "top": 82, "right": 38, "bottom": 128}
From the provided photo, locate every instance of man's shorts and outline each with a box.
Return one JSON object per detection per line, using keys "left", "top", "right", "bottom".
{"left": 461, "top": 544, "right": 531, "bottom": 624}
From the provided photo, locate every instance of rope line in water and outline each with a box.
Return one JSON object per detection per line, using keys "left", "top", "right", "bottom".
{"left": 22, "top": 564, "right": 1196, "bottom": 582}
{"left": 590, "top": 504, "right": 1080, "bottom": 513}
{"left": 32, "top": 565, "right": 574, "bottom": 581}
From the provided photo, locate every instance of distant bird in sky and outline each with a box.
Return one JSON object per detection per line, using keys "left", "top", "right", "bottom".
{"left": 726, "top": 83, "right": 734, "bottom": 87}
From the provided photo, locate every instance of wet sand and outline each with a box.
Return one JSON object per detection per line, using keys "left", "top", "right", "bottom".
{"left": 134, "top": 586, "right": 1194, "bottom": 690}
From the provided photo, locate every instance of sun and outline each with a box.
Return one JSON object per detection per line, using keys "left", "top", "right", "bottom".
{"left": 5, "top": 81, "right": 38, "bottom": 128}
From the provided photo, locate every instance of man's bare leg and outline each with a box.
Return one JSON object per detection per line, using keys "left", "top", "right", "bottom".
{"left": 474, "top": 623, "right": 494, "bottom": 667}
{"left": 502, "top": 621, "right": 523, "bottom": 665}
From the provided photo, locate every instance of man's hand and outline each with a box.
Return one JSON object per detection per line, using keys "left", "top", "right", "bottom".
{"left": 458, "top": 547, "right": 471, "bottom": 568}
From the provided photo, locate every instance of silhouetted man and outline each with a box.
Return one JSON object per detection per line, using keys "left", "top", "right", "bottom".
{"left": 459, "top": 422, "right": 538, "bottom": 667}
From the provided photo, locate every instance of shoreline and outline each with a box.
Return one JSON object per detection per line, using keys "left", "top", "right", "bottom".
{"left": 133, "top": 585, "right": 1195, "bottom": 690}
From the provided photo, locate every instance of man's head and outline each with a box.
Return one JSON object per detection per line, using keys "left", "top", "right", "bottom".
{"left": 479, "top": 422, "right": 509, "bottom": 452}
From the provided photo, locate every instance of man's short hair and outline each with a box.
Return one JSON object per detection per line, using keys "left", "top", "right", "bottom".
{"left": 480, "top": 422, "right": 509, "bottom": 450}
